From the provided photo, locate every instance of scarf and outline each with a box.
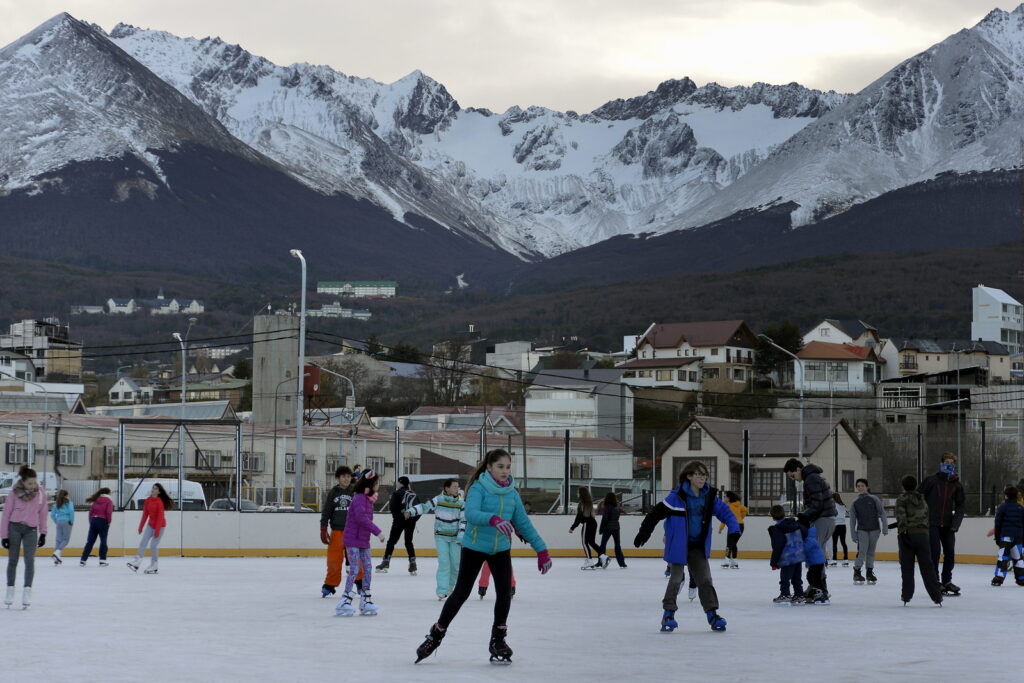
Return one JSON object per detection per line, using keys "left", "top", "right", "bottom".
{"left": 14, "top": 479, "right": 38, "bottom": 502}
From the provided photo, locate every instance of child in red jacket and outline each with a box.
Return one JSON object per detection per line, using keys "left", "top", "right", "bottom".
{"left": 128, "top": 484, "right": 172, "bottom": 574}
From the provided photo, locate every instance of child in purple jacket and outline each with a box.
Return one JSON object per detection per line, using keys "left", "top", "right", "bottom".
{"left": 335, "top": 470, "right": 385, "bottom": 617}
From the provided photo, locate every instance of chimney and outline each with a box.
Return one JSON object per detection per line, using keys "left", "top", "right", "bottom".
{"left": 468, "top": 323, "right": 475, "bottom": 334}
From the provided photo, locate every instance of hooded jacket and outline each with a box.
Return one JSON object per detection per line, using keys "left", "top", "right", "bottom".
{"left": 462, "top": 472, "right": 546, "bottom": 556}
{"left": 800, "top": 464, "right": 837, "bottom": 522}
{"left": 599, "top": 504, "right": 620, "bottom": 534}
{"left": 918, "top": 471, "right": 965, "bottom": 530}
{"left": 994, "top": 499, "right": 1024, "bottom": 541}
{"left": 895, "top": 490, "right": 930, "bottom": 535}
{"left": 407, "top": 493, "right": 465, "bottom": 541}
{"left": 635, "top": 483, "right": 739, "bottom": 565}
{"left": 344, "top": 492, "right": 382, "bottom": 549}
{"left": 88, "top": 494, "right": 114, "bottom": 523}
{"left": 50, "top": 500, "right": 75, "bottom": 525}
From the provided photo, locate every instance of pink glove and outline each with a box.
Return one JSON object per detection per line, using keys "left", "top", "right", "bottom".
{"left": 490, "top": 516, "right": 514, "bottom": 537}
{"left": 537, "top": 549, "right": 552, "bottom": 575}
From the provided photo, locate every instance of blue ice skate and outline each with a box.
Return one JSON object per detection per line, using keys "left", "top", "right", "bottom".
{"left": 705, "top": 610, "right": 727, "bottom": 631}
{"left": 660, "top": 610, "right": 678, "bottom": 632}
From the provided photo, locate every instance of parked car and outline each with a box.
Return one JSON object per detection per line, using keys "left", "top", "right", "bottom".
{"left": 209, "top": 498, "right": 260, "bottom": 512}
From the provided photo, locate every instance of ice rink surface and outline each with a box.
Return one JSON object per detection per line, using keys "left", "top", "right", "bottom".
{"left": 5, "top": 556, "right": 1014, "bottom": 682}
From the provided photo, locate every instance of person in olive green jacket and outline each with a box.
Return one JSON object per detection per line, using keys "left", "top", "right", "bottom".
{"left": 893, "top": 475, "right": 943, "bottom": 606}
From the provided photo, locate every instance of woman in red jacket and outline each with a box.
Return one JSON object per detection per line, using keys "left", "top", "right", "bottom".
{"left": 127, "top": 484, "right": 172, "bottom": 574}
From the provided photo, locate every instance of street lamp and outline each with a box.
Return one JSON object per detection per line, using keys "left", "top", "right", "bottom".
{"left": 951, "top": 343, "right": 961, "bottom": 457}
{"left": 290, "top": 249, "right": 307, "bottom": 511}
{"left": 759, "top": 334, "right": 805, "bottom": 460}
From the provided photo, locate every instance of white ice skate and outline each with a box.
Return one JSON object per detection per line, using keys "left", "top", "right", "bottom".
{"left": 688, "top": 586, "right": 697, "bottom": 601}
{"left": 53, "top": 549, "right": 62, "bottom": 565}
{"left": 144, "top": 561, "right": 159, "bottom": 575}
{"left": 127, "top": 556, "right": 141, "bottom": 572}
{"left": 21, "top": 587, "right": 31, "bottom": 609}
{"left": 581, "top": 558, "right": 598, "bottom": 570}
{"left": 335, "top": 592, "right": 356, "bottom": 617}
{"left": 4, "top": 586, "right": 13, "bottom": 608}
{"left": 359, "top": 592, "right": 378, "bottom": 616}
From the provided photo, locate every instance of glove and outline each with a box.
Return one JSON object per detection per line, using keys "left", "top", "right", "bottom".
{"left": 771, "top": 566, "right": 779, "bottom": 571}
{"left": 38, "top": 534, "right": 46, "bottom": 547}
{"left": 537, "top": 549, "right": 552, "bottom": 575}
{"left": 320, "top": 526, "right": 330, "bottom": 545}
{"left": 633, "top": 532, "right": 649, "bottom": 548}
{"left": 490, "top": 516, "right": 514, "bottom": 537}
{"left": 377, "top": 533, "right": 386, "bottom": 543}
{"left": 1, "top": 539, "right": 8, "bottom": 549}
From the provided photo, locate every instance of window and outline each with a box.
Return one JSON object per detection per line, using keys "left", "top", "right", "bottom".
{"left": 710, "top": 348, "right": 719, "bottom": 356}
{"left": 885, "top": 414, "right": 907, "bottom": 424}
{"left": 688, "top": 428, "right": 702, "bottom": 450}
{"left": 864, "top": 363, "right": 876, "bottom": 383}
{"left": 752, "top": 470, "right": 785, "bottom": 499}
{"left": 5, "top": 443, "right": 28, "bottom": 464}
{"left": 152, "top": 449, "right": 179, "bottom": 467}
{"left": 241, "top": 452, "right": 265, "bottom": 472}
{"left": 196, "top": 450, "right": 222, "bottom": 468}
{"left": 404, "top": 459, "right": 420, "bottom": 475}
{"left": 827, "top": 362, "right": 848, "bottom": 382}
{"left": 110, "top": 391, "right": 120, "bottom": 400}
{"left": 841, "top": 470, "right": 855, "bottom": 492}
{"left": 806, "top": 362, "right": 826, "bottom": 382}
{"left": 570, "top": 461, "right": 591, "bottom": 479}
{"left": 637, "top": 370, "right": 651, "bottom": 378}
{"left": 702, "top": 367, "right": 720, "bottom": 379}
{"left": 58, "top": 445, "right": 85, "bottom": 466}
{"left": 689, "top": 371, "right": 698, "bottom": 382}
{"left": 733, "top": 368, "right": 745, "bottom": 381}
{"left": 104, "top": 446, "right": 132, "bottom": 468}
{"left": 819, "top": 328, "right": 829, "bottom": 337}
{"left": 676, "top": 349, "right": 681, "bottom": 356}
{"left": 285, "top": 454, "right": 296, "bottom": 473}
{"left": 656, "top": 369, "right": 673, "bottom": 381}
{"left": 366, "top": 456, "right": 384, "bottom": 475}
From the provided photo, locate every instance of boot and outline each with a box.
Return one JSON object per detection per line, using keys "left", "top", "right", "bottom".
{"left": 376, "top": 555, "right": 391, "bottom": 572}
{"left": 3, "top": 586, "right": 13, "bottom": 607}
{"left": 992, "top": 575, "right": 1004, "bottom": 586}
{"left": 359, "top": 592, "right": 378, "bottom": 616}
{"left": 21, "top": 587, "right": 31, "bottom": 608}
{"left": 53, "top": 548, "right": 62, "bottom": 565}
{"left": 335, "top": 591, "right": 356, "bottom": 617}
{"left": 478, "top": 585, "right": 487, "bottom": 599}
{"left": 415, "top": 623, "right": 446, "bottom": 663}
{"left": 127, "top": 556, "right": 141, "bottom": 572}
{"left": 488, "top": 625, "right": 513, "bottom": 664}
{"left": 705, "top": 610, "right": 727, "bottom": 631}
{"left": 661, "top": 609, "right": 678, "bottom": 631}
{"left": 688, "top": 585, "right": 697, "bottom": 601}
{"left": 144, "top": 560, "right": 159, "bottom": 574}
{"left": 408, "top": 557, "right": 417, "bottom": 575}
{"left": 598, "top": 553, "right": 608, "bottom": 569}
{"left": 853, "top": 568, "right": 865, "bottom": 584}
{"left": 866, "top": 569, "right": 877, "bottom": 585}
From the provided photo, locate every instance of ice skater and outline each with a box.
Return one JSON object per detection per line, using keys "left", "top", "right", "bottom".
{"left": 80, "top": 487, "right": 113, "bottom": 567}
{"left": 415, "top": 449, "right": 551, "bottom": 665}
{"left": 405, "top": 478, "right": 466, "bottom": 599}
{"left": 634, "top": 460, "right": 738, "bottom": 633}
{"left": 850, "top": 479, "right": 887, "bottom": 585}
{"left": 377, "top": 476, "right": 419, "bottom": 575}
{"left": 319, "top": 466, "right": 361, "bottom": 597}
{"left": 990, "top": 485, "right": 1024, "bottom": 586}
{"left": 830, "top": 493, "right": 849, "bottom": 567}
{"left": 893, "top": 475, "right": 943, "bottom": 606}
{"left": 919, "top": 453, "right": 965, "bottom": 596}
{"left": 127, "top": 483, "right": 171, "bottom": 574}
{"left": 50, "top": 488, "right": 74, "bottom": 565}
{"left": 719, "top": 491, "right": 747, "bottom": 568}
{"left": 597, "top": 492, "right": 627, "bottom": 568}
{"left": 569, "top": 487, "right": 603, "bottom": 568}
{"left": 1, "top": 465, "right": 47, "bottom": 609}
{"left": 768, "top": 505, "right": 805, "bottom": 604}
{"left": 784, "top": 459, "right": 837, "bottom": 599}
{"left": 335, "top": 470, "right": 385, "bottom": 617}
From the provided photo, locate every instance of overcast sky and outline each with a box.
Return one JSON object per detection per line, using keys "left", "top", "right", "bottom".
{"left": 1, "top": 1, "right": 1018, "bottom": 112}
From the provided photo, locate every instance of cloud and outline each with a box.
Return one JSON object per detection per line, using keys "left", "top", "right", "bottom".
{"left": 0, "top": 0, "right": 1018, "bottom": 111}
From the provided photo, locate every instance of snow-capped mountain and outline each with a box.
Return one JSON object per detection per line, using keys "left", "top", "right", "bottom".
{"left": 107, "top": 24, "right": 845, "bottom": 256}
{"left": 676, "top": 5, "right": 1024, "bottom": 231}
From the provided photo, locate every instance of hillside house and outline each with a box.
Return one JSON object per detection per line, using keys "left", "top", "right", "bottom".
{"left": 795, "top": 341, "right": 882, "bottom": 393}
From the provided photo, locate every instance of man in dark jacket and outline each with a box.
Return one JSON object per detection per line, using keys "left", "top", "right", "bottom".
{"left": 784, "top": 459, "right": 837, "bottom": 596}
{"left": 918, "top": 452, "right": 965, "bottom": 595}
{"left": 377, "top": 476, "right": 420, "bottom": 573}
{"left": 319, "top": 466, "right": 359, "bottom": 597}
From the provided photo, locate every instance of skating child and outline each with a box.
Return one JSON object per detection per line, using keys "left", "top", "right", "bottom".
{"left": 415, "top": 449, "right": 551, "bottom": 665}
{"left": 319, "top": 466, "right": 361, "bottom": 597}
{"left": 831, "top": 493, "right": 849, "bottom": 567}
{"left": 570, "top": 487, "right": 603, "bottom": 568}
{"left": 335, "top": 470, "right": 385, "bottom": 617}
{"left": 406, "top": 478, "right": 466, "bottom": 599}
{"left": 719, "top": 491, "right": 747, "bottom": 568}
{"left": 634, "top": 460, "right": 739, "bottom": 633}
{"left": 127, "top": 483, "right": 172, "bottom": 574}
{"left": 598, "top": 492, "right": 627, "bottom": 568}
{"left": 79, "top": 487, "right": 113, "bottom": 567}
{"left": 990, "top": 485, "right": 1024, "bottom": 586}
{"left": 893, "top": 475, "right": 943, "bottom": 606}
{"left": 378, "top": 476, "right": 419, "bottom": 575}
{"left": 768, "top": 505, "right": 805, "bottom": 604}
{"left": 850, "top": 478, "right": 887, "bottom": 585}
{"left": 50, "top": 488, "right": 74, "bottom": 565}
{"left": 1, "top": 465, "right": 47, "bottom": 609}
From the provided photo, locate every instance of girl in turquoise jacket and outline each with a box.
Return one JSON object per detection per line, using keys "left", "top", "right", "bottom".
{"left": 415, "top": 449, "right": 551, "bottom": 665}
{"left": 49, "top": 489, "right": 75, "bottom": 565}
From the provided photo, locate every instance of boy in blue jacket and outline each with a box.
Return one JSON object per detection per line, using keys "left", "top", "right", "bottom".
{"left": 768, "top": 505, "right": 805, "bottom": 604}
{"left": 992, "top": 485, "right": 1024, "bottom": 586}
{"left": 635, "top": 460, "right": 739, "bottom": 632}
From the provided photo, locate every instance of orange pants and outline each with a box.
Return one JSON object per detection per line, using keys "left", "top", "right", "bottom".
{"left": 478, "top": 561, "right": 516, "bottom": 588}
{"left": 325, "top": 529, "right": 363, "bottom": 587}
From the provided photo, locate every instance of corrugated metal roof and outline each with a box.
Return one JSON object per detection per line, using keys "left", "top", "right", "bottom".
{"left": 660, "top": 416, "right": 864, "bottom": 458}
{"left": 617, "top": 357, "right": 701, "bottom": 369}
{"left": 89, "top": 401, "right": 236, "bottom": 420}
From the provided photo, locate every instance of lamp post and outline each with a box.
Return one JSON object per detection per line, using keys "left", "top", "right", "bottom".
{"left": 290, "top": 249, "right": 307, "bottom": 511}
{"left": 172, "top": 317, "right": 197, "bottom": 506}
{"left": 759, "top": 335, "right": 805, "bottom": 460}
{"left": 952, "top": 343, "right": 961, "bottom": 457}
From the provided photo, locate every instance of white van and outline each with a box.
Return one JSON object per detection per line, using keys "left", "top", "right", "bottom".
{"left": 122, "top": 479, "right": 208, "bottom": 511}
{"left": 0, "top": 471, "right": 59, "bottom": 508}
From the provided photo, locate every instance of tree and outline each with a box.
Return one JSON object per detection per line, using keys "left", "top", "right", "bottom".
{"left": 753, "top": 320, "right": 804, "bottom": 385}
{"left": 385, "top": 342, "right": 423, "bottom": 364}
{"left": 232, "top": 357, "right": 252, "bottom": 379}
{"left": 421, "top": 338, "right": 472, "bottom": 406}
{"left": 365, "top": 334, "right": 384, "bottom": 357}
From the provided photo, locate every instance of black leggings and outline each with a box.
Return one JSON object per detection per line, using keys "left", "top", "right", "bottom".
{"left": 832, "top": 525, "right": 848, "bottom": 561}
{"left": 438, "top": 548, "right": 513, "bottom": 629}
{"left": 384, "top": 516, "right": 418, "bottom": 557}
{"left": 726, "top": 524, "right": 744, "bottom": 559}
{"left": 578, "top": 518, "right": 601, "bottom": 558}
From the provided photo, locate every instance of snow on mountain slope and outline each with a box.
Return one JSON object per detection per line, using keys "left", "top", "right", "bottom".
{"left": 108, "top": 25, "right": 844, "bottom": 256}
{"left": 675, "top": 5, "right": 1024, "bottom": 231}
{"left": 0, "top": 13, "right": 260, "bottom": 196}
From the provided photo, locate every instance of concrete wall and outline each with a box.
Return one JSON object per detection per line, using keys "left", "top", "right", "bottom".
{"left": 7, "top": 513, "right": 1001, "bottom": 565}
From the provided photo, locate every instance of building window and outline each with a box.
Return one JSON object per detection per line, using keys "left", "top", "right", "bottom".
{"left": 241, "top": 452, "right": 265, "bottom": 472}
{"left": 152, "top": 449, "right": 179, "bottom": 467}
{"left": 285, "top": 454, "right": 296, "bottom": 473}
{"left": 702, "top": 367, "right": 720, "bottom": 379}
{"left": 806, "top": 362, "right": 826, "bottom": 382}
{"left": 710, "top": 348, "right": 719, "bottom": 356}
{"left": 196, "top": 450, "right": 223, "bottom": 468}
{"left": 5, "top": 443, "right": 29, "bottom": 465}
{"left": 820, "top": 328, "right": 829, "bottom": 337}
{"left": 366, "top": 456, "right": 384, "bottom": 475}
{"left": 689, "top": 371, "right": 698, "bottom": 382}
{"left": 733, "top": 368, "right": 745, "bottom": 381}
{"left": 110, "top": 392, "right": 120, "bottom": 400}
{"left": 688, "top": 428, "right": 701, "bottom": 450}
{"left": 104, "top": 446, "right": 132, "bottom": 468}
{"left": 656, "top": 369, "right": 673, "bottom": 381}
{"left": 885, "top": 414, "right": 907, "bottom": 424}
{"left": 827, "top": 362, "right": 848, "bottom": 382}
{"left": 676, "top": 349, "right": 681, "bottom": 356}
{"left": 752, "top": 470, "right": 785, "bottom": 499}
{"left": 58, "top": 445, "right": 85, "bottom": 466}
{"left": 570, "top": 461, "right": 591, "bottom": 479}
{"left": 864, "top": 364, "right": 875, "bottom": 383}
{"left": 841, "top": 470, "right": 855, "bottom": 492}
{"left": 404, "top": 459, "right": 420, "bottom": 475}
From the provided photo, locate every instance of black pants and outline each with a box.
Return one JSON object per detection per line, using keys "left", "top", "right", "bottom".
{"left": 579, "top": 518, "right": 600, "bottom": 559}
{"left": 832, "top": 525, "right": 848, "bottom": 561}
{"left": 779, "top": 563, "right": 804, "bottom": 596}
{"left": 807, "top": 564, "right": 825, "bottom": 593}
{"left": 928, "top": 525, "right": 956, "bottom": 584}
{"left": 80, "top": 517, "right": 109, "bottom": 562}
{"left": 598, "top": 529, "right": 626, "bottom": 566}
{"left": 725, "top": 524, "right": 744, "bottom": 559}
{"left": 899, "top": 533, "right": 944, "bottom": 603}
{"left": 384, "top": 516, "right": 418, "bottom": 558}
{"left": 438, "top": 548, "right": 512, "bottom": 629}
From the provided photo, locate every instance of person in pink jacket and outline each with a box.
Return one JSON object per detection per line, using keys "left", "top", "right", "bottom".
{"left": 2, "top": 465, "right": 48, "bottom": 608}
{"left": 335, "top": 470, "right": 385, "bottom": 617}
{"left": 79, "top": 487, "right": 114, "bottom": 567}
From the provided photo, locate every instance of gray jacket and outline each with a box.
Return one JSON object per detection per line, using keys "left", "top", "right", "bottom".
{"left": 850, "top": 493, "right": 888, "bottom": 535}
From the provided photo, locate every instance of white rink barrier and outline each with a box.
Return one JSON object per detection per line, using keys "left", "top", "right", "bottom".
{"left": 3, "top": 513, "right": 1004, "bottom": 564}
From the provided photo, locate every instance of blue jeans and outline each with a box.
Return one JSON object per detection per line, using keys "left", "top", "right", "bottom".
{"left": 55, "top": 520, "right": 73, "bottom": 552}
{"left": 80, "top": 517, "right": 109, "bottom": 562}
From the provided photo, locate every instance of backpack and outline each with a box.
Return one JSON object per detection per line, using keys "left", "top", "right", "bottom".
{"left": 780, "top": 529, "right": 806, "bottom": 566}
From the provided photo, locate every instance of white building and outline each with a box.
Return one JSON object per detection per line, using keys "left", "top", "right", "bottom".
{"left": 795, "top": 341, "right": 881, "bottom": 393}
{"left": 485, "top": 341, "right": 551, "bottom": 373}
{"left": 971, "top": 285, "right": 1023, "bottom": 354}
{"left": 0, "top": 319, "right": 83, "bottom": 381}
{"left": 525, "top": 369, "right": 633, "bottom": 446}
{"left": 0, "top": 351, "right": 36, "bottom": 383}
{"left": 317, "top": 281, "right": 397, "bottom": 298}
{"left": 107, "top": 377, "right": 155, "bottom": 404}
{"left": 106, "top": 298, "right": 137, "bottom": 315}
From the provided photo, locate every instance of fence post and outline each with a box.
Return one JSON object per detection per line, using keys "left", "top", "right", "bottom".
{"left": 979, "top": 421, "right": 986, "bottom": 515}
{"left": 742, "top": 429, "right": 750, "bottom": 508}
{"left": 916, "top": 424, "right": 923, "bottom": 483}
{"left": 564, "top": 430, "right": 571, "bottom": 514}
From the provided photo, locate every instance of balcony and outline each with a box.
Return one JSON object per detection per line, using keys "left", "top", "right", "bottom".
{"left": 899, "top": 361, "right": 918, "bottom": 371}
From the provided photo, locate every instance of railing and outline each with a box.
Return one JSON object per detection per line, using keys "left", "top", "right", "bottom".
{"left": 899, "top": 361, "right": 918, "bottom": 370}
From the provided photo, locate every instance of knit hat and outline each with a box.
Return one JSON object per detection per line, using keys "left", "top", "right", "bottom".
{"left": 398, "top": 476, "right": 410, "bottom": 487}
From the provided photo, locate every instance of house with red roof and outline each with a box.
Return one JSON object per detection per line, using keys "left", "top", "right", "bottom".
{"left": 795, "top": 341, "right": 883, "bottom": 393}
